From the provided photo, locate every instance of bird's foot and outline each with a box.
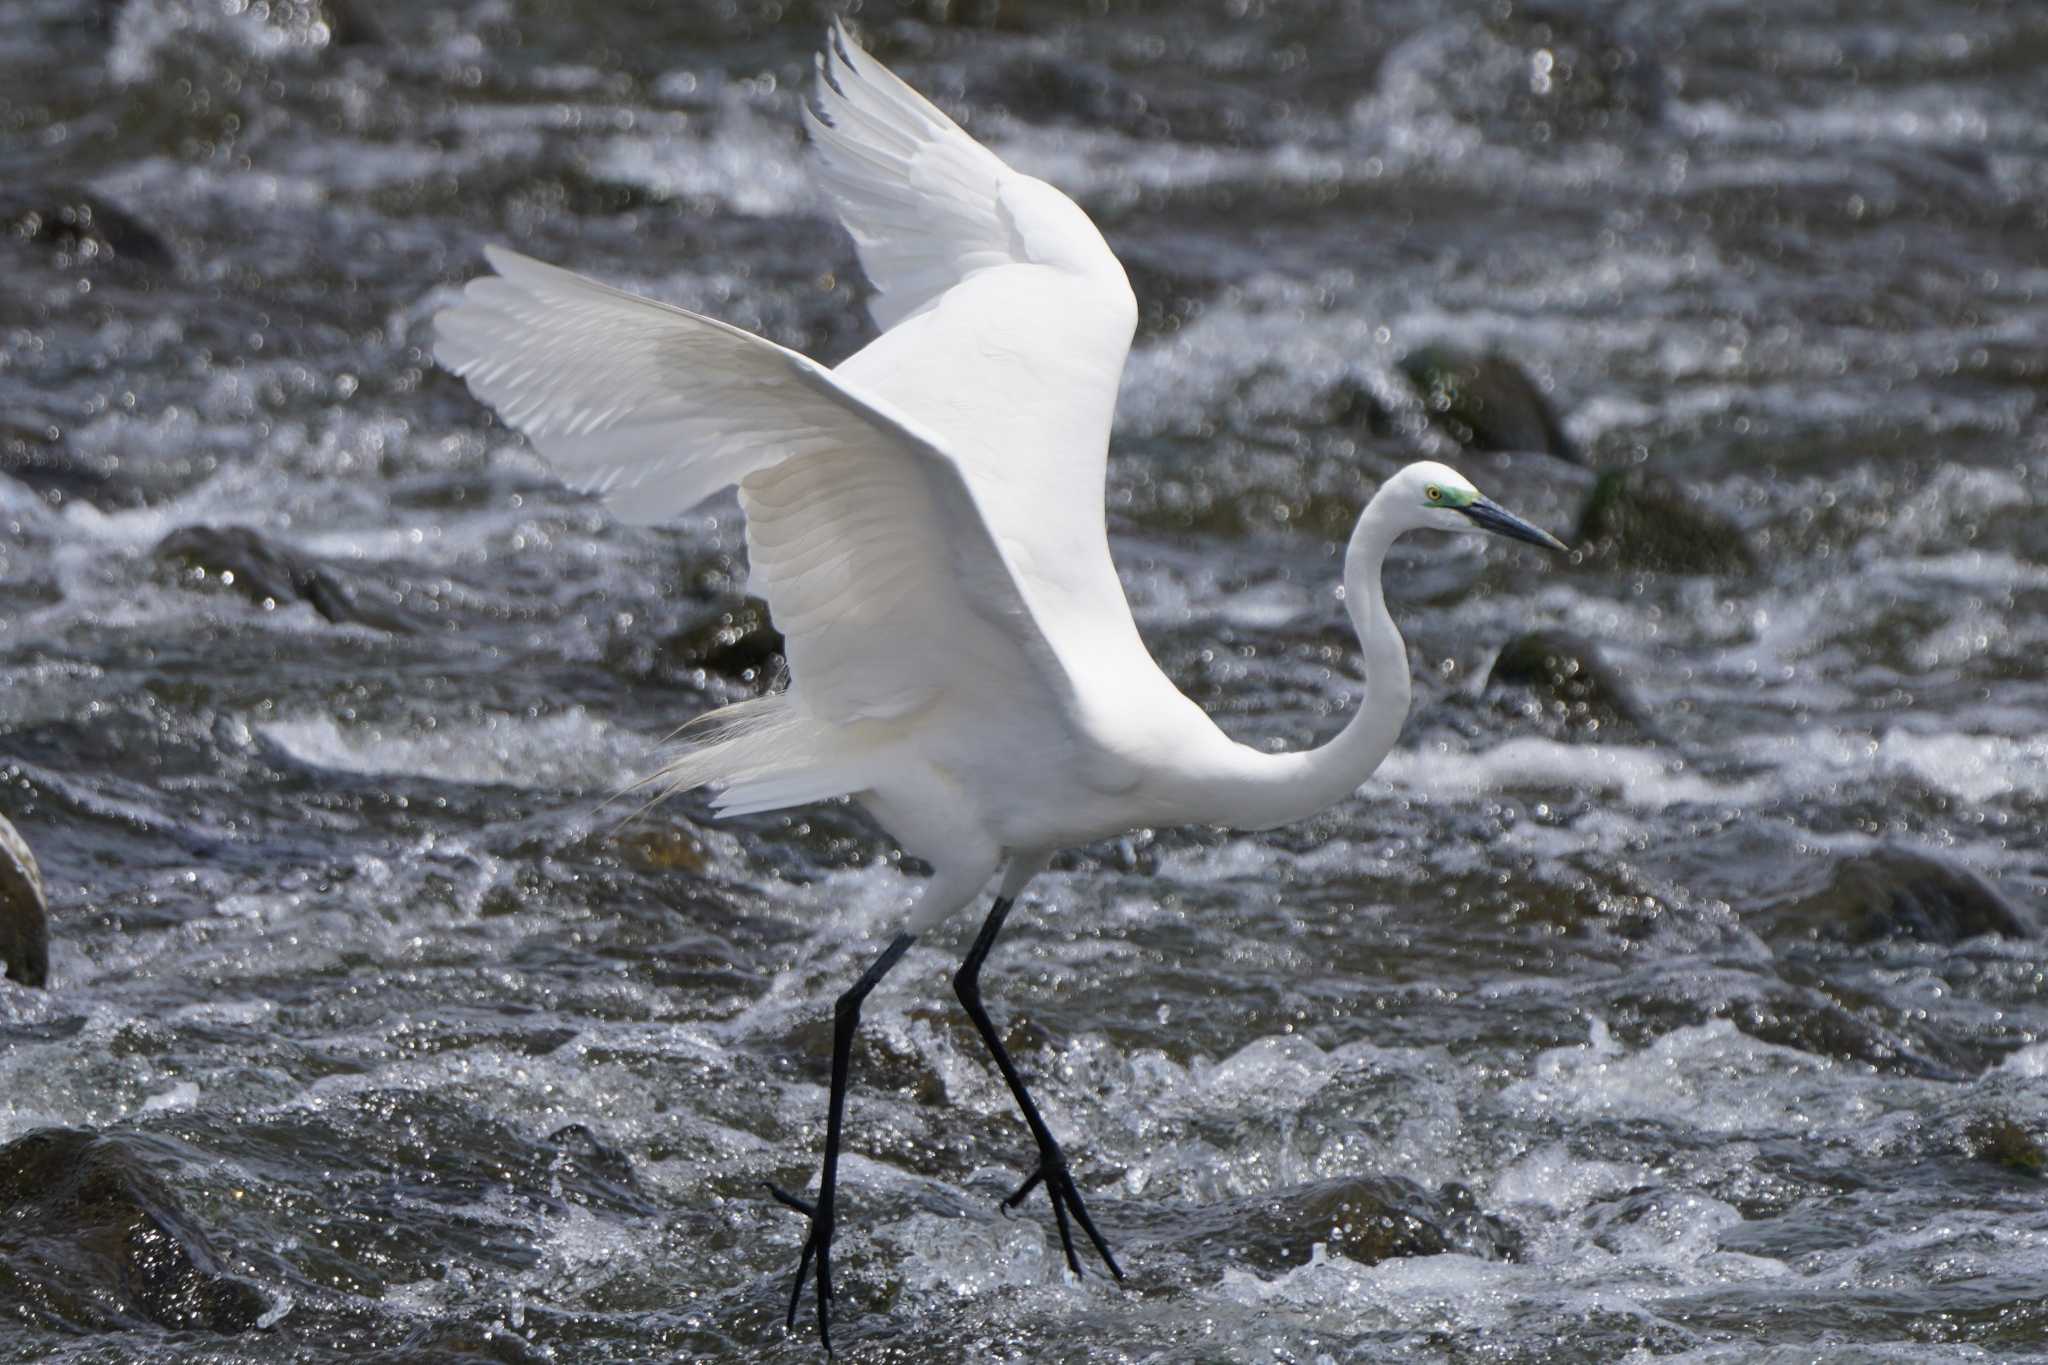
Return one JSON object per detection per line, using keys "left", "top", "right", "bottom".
{"left": 766, "top": 1182, "right": 838, "bottom": 1350}
{"left": 1000, "top": 1140, "right": 1123, "bottom": 1280}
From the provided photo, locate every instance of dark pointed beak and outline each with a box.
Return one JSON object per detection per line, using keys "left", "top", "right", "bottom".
{"left": 1459, "top": 497, "right": 1569, "bottom": 552}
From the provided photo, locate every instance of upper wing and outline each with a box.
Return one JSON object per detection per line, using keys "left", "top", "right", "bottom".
{"left": 434, "top": 246, "right": 1084, "bottom": 735}
{"left": 803, "top": 19, "right": 1023, "bottom": 334}
{"left": 805, "top": 22, "right": 1144, "bottom": 681}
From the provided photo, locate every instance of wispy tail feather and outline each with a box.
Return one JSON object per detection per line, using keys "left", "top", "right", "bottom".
{"left": 637, "top": 693, "right": 865, "bottom": 818}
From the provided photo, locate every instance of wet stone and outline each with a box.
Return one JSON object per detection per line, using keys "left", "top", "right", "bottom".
{"left": 4, "top": 190, "right": 175, "bottom": 269}
{"left": 1966, "top": 1115, "right": 2046, "bottom": 1178}
{"left": 542, "top": 1124, "right": 658, "bottom": 1216}
{"left": 1722, "top": 989, "right": 1971, "bottom": 1081}
{"left": 364, "top": 1319, "right": 552, "bottom": 1364}
{"left": 1, "top": 423, "right": 151, "bottom": 511}
{"left": 1574, "top": 469, "right": 1758, "bottom": 575}
{"left": 1189, "top": 1174, "right": 1520, "bottom": 1274}
{"left": 0, "top": 1128, "right": 270, "bottom": 1333}
{"left": 1764, "top": 849, "right": 2036, "bottom": 947}
{"left": 0, "top": 811, "right": 48, "bottom": 989}
{"left": 1313, "top": 374, "right": 1398, "bottom": 439}
{"left": 1485, "top": 628, "right": 1652, "bottom": 742}
{"left": 155, "top": 524, "right": 412, "bottom": 631}
{"left": 1397, "top": 344, "right": 1578, "bottom": 461}
{"left": 649, "top": 598, "right": 787, "bottom": 684}
{"left": 1482, "top": 4, "right": 1670, "bottom": 133}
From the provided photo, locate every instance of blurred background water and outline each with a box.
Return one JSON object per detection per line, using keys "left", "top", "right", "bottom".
{"left": 2, "top": 0, "right": 2046, "bottom": 1359}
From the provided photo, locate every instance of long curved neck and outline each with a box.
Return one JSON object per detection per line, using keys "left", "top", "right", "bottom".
{"left": 1197, "top": 489, "right": 1412, "bottom": 831}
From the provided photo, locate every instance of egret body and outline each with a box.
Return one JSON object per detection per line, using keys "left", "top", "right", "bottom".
{"left": 434, "top": 22, "right": 1566, "bottom": 1346}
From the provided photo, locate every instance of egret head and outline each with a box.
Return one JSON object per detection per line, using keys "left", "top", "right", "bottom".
{"left": 1382, "top": 460, "right": 1568, "bottom": 551}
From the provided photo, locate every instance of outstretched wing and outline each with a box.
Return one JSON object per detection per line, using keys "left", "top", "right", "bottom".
{"left": 805, "top": 21, "right": 1144, "bottom": 680}
{"left": 434, "top": 247, "right": 1081, "bottom": 734}
{"left": 437, "top": 246, "right": 801, "bottom": 521}
{"left": 804, "top": 19, "right": 1030, "bottom": 334}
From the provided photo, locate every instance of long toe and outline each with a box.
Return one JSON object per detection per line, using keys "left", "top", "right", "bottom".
{"left": 999, "top": 1146, "right": 1124, "bottom": 1281}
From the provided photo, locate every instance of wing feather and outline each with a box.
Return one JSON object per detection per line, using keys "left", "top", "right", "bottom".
{"left": 434, "top": 247, "right": 1088, "bottom": 747}
{"left": 803, "top": 20, "right": 1022, "bottom": 331}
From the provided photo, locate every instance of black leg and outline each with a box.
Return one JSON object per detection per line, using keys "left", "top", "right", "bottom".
{"left": 767, "top": 930, "right": 916, "bottom": 1351}
{"left": 953, "top": 897, "right": 1123, "bottom": 1280}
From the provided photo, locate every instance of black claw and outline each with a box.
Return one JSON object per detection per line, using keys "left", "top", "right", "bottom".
{"left": 999, "top": 1153, "right": 1124, "bottom": 1281}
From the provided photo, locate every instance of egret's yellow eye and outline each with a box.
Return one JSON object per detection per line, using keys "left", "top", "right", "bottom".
{"left": 1426, "top": 485, "right": 1442, "bottom": 502}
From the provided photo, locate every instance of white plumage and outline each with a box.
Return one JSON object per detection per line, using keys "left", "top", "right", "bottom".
{"left": 433, "top": 20, "right": 1565, "bottom": 1346}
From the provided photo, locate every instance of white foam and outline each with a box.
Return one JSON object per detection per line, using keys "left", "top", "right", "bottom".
{"left": 258, "top": 707, "right": 654, "bottom": 789}
{"left": 1490, "top": 1140, "right": 1648, "bottom": 1211}
{"left": 138, "top": 1080, "right": 202, "bottom": 1113}
{"left": 1740, "top": 726, "right": 2048, "bottom": 806}
{"left": 1504, "top": 1018, "right": 1902, "bottom": 1137}
{"left": 1378, "top": 738, "right": 1754, "bottom": 810}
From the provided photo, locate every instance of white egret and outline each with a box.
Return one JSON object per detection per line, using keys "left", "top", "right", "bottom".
{"left": 434, "top": 20, "right": 1566, "bottom": 1347}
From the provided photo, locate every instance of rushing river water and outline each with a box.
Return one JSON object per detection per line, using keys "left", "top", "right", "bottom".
{"left": 4, "top": 0, "right": 2047, "bottom": 1360}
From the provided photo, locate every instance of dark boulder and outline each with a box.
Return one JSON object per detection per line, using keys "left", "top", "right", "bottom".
{"left": 676, "top": 598, "right": 784, "bottom": 680}
{"left": 1722, "top": 989, "right": 1972, "bottom": 1081}
{"left": 1485, "top": 628, "right": 1652, "bottom": 742}
{"left": 1966, "top": 1115, "right": 2046, "bottom": 1178}
{"left": 5, "top": 191, "right": 175, "bottom": 269}
{"left": 323, "top": 0, "right": 386, "bottom": 47}
{"left": 1314, "top": 374, "right": 1397, "bottom": 439}
{"left": 0, "top": 1128, "right": 270, "bottom": 1332}
{"left": 1766, "top": 849, "right": 2035, "bottom": 947}
{"left": 1574, "top": 469, "right": 1757, "bottom": 575}
{"left": 156, "top": 524, "right": 412, "bottom": 631}
{"left": 541, "top": 1123, "right": 658, "bottom": 1217}
{"left": 1398, "top": 345, "right": 1578, "bottom": 460}
{"left": 1176, "top": 1173, "right": 1520, "bottom": 1273}
{"left": 0, "top": 812, "right": 48, "bottom": 988}
{"left": 1, "top": 422, "right": 150, "bottom": 511}
{"left": 1482, "top": 4, "right": 1669, "bottom": 134}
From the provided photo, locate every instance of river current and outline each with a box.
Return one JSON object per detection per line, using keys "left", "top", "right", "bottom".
{"left": 3, "top": 1, "right": 2046, "bottom": 1360}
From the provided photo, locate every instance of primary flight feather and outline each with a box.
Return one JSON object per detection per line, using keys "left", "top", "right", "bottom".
{"left": 434, "top": 19, "right": 1565, "bottom": 1348}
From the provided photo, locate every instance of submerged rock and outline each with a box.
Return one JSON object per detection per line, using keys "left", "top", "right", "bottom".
{"left": 5, "top": 191, "right": 175, "bottom": 269}
{"left": 0, "top": 812, "right": 49, "bottom": 988}
{"left": 155, "top": 524, "right": 412, "bottom": 631}
{"left": 541, "top": 1123, "right": 658, "bottom": 1216}
{"left": 658, "top": 598, "right": 786, "bottom": 684}
{"left": 1722, "top": 988, "right": 1973, "bottom": 1081}
{"left": 1397, "top": 345, "right": 1578, "bottom": 460}
{"left": 1966, "top": 1115, "right": 2046, "bottom": 1178}
{"left": 1, "top": 422, "right": 158, "bottom": 511}
{"left": 1485, "top": 628, "right": 1652, "bottom": 742}
{"left": 1768, "top": 849, "right": 2035, "bottom": 947}
{"left": 1184, "top": 1174, "right": 1520, "bottom": 1273}
{"left": 0, "top": 1128, "right": 270, "bottom": 1332}
{"left": 1574, "top": 469, "right": 1757, "bottom": 575}
{"left": 1482, "top": 4, "right": 1669, "bottom": 133}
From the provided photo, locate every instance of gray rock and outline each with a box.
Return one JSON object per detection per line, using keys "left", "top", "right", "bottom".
{"left": 2, "top": 422, "right": 150, "bottom": 510}
{"left": 1178, "top": 1173, "right": 1522, "bottom": 1272}
{"left": 1574, "top": 469, "right": 1757, "bottom": 575}
{"left": 1398, "top": 344, "right": 1579, "bottom": 461}
{"left": 1767, "top": 848, "right": 2035, "bottom": 947}
{"left": 156, "top": 524, "right": 414, "bottom": 631}
{"left": 1485, "top": 628, "right": 1652, "bottom": 742}
{"left": 0, "top": 812, "right": 47, "bottom": 989}
{"left": 5, "top": 191, "right": 175, "bottom": 269}
{"left": 0, "top": 1128, "right": 271, "bottom": 1332}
